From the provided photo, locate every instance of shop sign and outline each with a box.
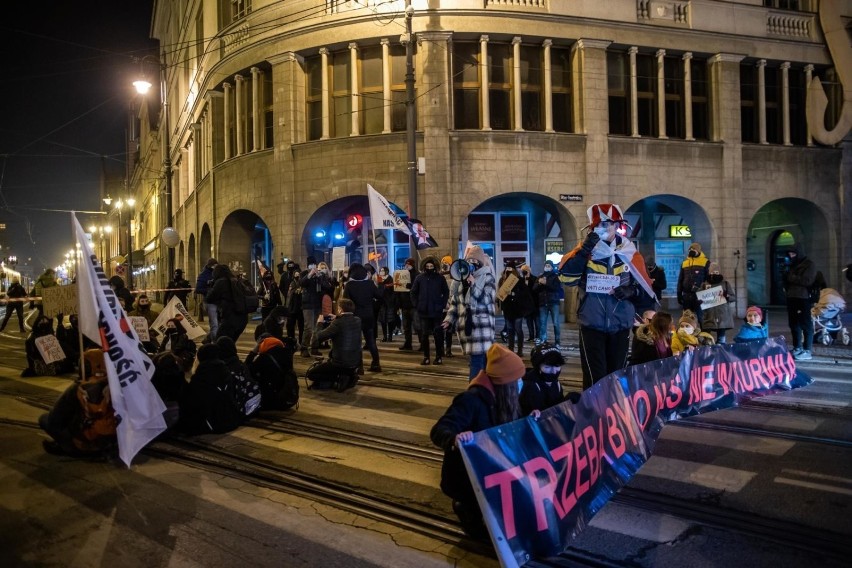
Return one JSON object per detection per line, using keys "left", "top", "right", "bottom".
{"left": 669, "top": 225, "right": 692, "bottom": 238}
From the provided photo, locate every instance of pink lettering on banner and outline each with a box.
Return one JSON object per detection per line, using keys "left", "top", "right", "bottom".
{"left": 615, "top": 398, "right": 640, "bottom": 443}
{"left": 732, "top": 361, "right": 746, "bottom": 393}
{"left": 718, "top": 362, "right": 732, "bottom": 396}
{"left": 483, "top": 466, "right": 524, "bottom": 539}
{"left": 606, "top": 408, "right": 626, "bottom": 459}
{"left": 701, "top": 365, "right": 716, "bottom": 401}
{"left": 749, "top": 358, "right": 770, "bottom": 389}
{"left": 550, "top": 441, "right": 577, "bottom": 515}
{"left": 668, "top": 377, "right": 684, "bottom": 408}
{"left": 523, "top": 457, "right": 566, "bottom": 531}
{"left": 573, "top": 433, "right": 590, "bottom": 499}
{"left": 630, "top": 389, "right": 652, "bottom": 431}
{"left": 582, "top": 425, "right": 601, "bottom": 487}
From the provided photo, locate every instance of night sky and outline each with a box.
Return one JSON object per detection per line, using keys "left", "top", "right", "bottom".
{"left": 0, "top": 0, "right": 156, "bottom": 280}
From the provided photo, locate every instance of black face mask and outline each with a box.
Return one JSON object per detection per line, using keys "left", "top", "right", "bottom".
{"left": 708, "top": 274, "right": 723, "bottom": 284}
{"left": 425, "top": 267, "right": 436, "bottom": 273}
{"left": 688, "top": 250, "right": 699, "bottom": 258}
{"left": 540, "top": 372, "right": 560, "bottom": 383}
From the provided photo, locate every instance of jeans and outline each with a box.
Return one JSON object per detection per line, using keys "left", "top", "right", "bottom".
{"left": 469, "top": 353, "right": 486, "bottom": 380}
{"left": 538, "top": 303, "right": 561, "bottom": 344}
{"left": 206, "top": 302, "right": 219, "bottom": 341}
{"left": 787, "top": 298, "right": 814, "bottom": 351}
{"left": 302, "top": 308, "right": 321, "bottom": 351}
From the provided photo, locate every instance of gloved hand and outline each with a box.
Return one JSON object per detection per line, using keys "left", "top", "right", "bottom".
{"left": 582, "top": 231, "right": 600, "bottom": 252}
{"left": 613, "top": 285, "right": 635, "bottom": 300}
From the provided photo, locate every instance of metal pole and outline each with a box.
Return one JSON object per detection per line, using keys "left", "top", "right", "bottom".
{"left": 161, "top": 53, "right": 174, "bottom": 278}
{"left": 127, "top": 212, "right": 133, "bottom": 290}
{"left": 404, "top": 2, "right": 417, "bottom": 256}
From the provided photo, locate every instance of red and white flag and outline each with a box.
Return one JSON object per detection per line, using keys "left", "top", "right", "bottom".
{"left": 73, "top": 214, "right": 166, "bottom": 467}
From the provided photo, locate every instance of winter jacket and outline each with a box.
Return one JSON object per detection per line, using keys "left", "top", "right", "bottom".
{"left": 6, "top": 282, "right": 26, "bottom": 300}
{"left": 158, "top": 330, "right": 197, "bottom": 372}
{"left": 411, "top": 269, "right": 449, "bottom": 318}
{"left": 344, "top": 272, "right": 383, "bottom": 321}
{"left": 164, "top": 278, "right": 191, "bottom": 306}
{"left": 378, "top": 275, "right": 397, "bottom": 322}
{"left": 499, "top": 276, "right": 534, "bottom": 320}
{"left": 32, "top": 271, "right": 58, "bottom": 308}
{"left": 677, "top": 253, "right": 710, "bottom": 306}
{"left": 206, "top": 270, "right": 249, "bottom": 338}
{"left": 700, "top": 278, "right": 735, "bottom": 331}
{"left": 734, "top": 323, "right": 768, "bottom": 343}
{"left": 443, "top": 266, "right": 496, "bottom": 356}
{"left": 194, "top": 266, "right": 215, "bottom": 296}
{"left": 430, "top": 374, "right": 498, "bottom": 503}
{"left": 784, "top": 248, "right": 817, "bottom": 301}
{"left": 560, "top": 235, "right": 645, "bottom": 334}
{"left": 299, "top": 270, "right": 334, "bottom": 311}
{"left": 629, "top": 324, "right": 673, "bottom": 365}
{"left": 313, "top": 313, "right": 363, "bottom": 367}
{"left": 671, "top": 328, "right": 715, "bottom": 354}
{"left": 519, "top": 367, "right": 564, "bottom": 415}
{"left": 648, "top": 264, "right": 667, "bottom": 298}
{"left": 179, "top": 359, "right": 242, "bottom": 435}
{"left": 533, "top": 271, "right": 561, "bottom": 306}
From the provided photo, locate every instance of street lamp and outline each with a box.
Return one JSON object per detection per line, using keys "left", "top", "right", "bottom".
{"left": 87, "top": 225, "right": 112, "bottom": 269}
{"left": 134, "top": 53, "right": 174, "bottom": 277}
{"left": 115, "top": 197, "right": 136, "bottom": 289}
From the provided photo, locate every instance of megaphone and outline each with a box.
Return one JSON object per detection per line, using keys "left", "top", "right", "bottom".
{"left": 449, "top": 259, "right": 472, "bottom": 281}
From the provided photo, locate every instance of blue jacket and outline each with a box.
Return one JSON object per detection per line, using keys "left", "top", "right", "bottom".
{"left": 195, "top": 266, "right": 215, "bottom": 296}
{"left": 734, "top": 323, "right": 768, "bottom": 343}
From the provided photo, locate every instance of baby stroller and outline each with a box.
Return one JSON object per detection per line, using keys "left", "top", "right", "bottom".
{"left": 811, "top": 288, "right": 850, "bottom": 346}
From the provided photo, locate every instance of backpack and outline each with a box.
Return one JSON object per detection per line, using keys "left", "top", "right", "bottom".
{"left": 230, "top": 367, "right": 262, "bottom": 417}
{"left": 232, "top": 278, "right": 259, "bottom": 314}
{"left": 809, "top": 271, "right": 826, "bottom": 304}
{"left": 73, "top": 376, "right": 118, "bottom": 452}
{"left": 250, "top": 345, "right": 300, "bottom": 410}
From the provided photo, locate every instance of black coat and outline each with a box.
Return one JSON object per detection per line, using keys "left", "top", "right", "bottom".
{"left": 206, "top": 276, "right": 248, "bottom": 339}
{"left": 430, "top": 385, "right": 497, "bottom": 503}
{"left": 500, "top": 278, "right": 534, "bottom": 320}
{"left": 179, "top": 359, "right": 242, "bottom": 435}
{"left": 344, "top": 278, "right": 383, "bottom": 320}
{"left": 533, "top": 271, "right": 561, "bottom": 306}
{"left": 519, "top": 367, "right": 564, "bottom": 415}
{"left": 410, "top": 271, "right": 449, "bottom": 318}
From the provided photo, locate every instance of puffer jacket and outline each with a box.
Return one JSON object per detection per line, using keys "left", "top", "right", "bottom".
{"left": 784, "top": 245, "right": 817, "bottom": 300}
{"left": 677, "top": 253, "right": 710, "bottom": 305}
{"left": 559, "top": 235, "right": 642, "bottom": 333}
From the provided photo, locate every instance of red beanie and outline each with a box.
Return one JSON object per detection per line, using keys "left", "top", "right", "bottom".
{"left": 746, "top": 306, "right": 763, "bottom": 319}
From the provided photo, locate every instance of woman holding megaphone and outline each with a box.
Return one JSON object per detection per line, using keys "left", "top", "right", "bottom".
{"left": 441, "top": 246, "right": 497, "bottom": 379}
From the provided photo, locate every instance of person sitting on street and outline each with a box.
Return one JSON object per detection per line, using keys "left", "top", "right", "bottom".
{"left": 158, "top": 317, "right": 197, "bottom": 372}
{"left": 151, "top": 351, "right": 187, "bottom": 429}
{"left": 245, "top": 334, "right": 299, "bottom": 410}
{"left": 22, "top": 315, "right": 71, "bottom": 377}
{"left": 430, "top": 343, "right": 529, "bottom": 540}
{"left": 128, "top": 293, "right": 161, "bottom": 352}
{"left": 734, "top": 306, "right": 769, "bottom": 344}
{"left": 178, "top": 344, "right": 243, "bottom": 435}
{"left": 217, "top": 336, "right": 262, "bottom": 419}
{"left": 671, "top": 310, "right": 715, "bottom": 354}
{"left": 306, "top": 298, "right": 364, "bottom": 391}
{"left": 630, "top": 312, "right": 674, "bottom": 365}
{"left": 520, "top": 342, "right": 577, "bottom": 416}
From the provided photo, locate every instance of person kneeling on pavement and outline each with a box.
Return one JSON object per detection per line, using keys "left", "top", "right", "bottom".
{"left": 306, "top": 298, "right": 363, "bottom": 391}
{"left": 40, "top": 349, "right": 118, "bottom": 457}
{"left": 520, "top": 342, "right": 579, "bottom": 416}
{"left": 430, "top": 343, "right": 537, "bottom": 539}
{"left": 178, "top": 344, "right": 243, "bottom": 435}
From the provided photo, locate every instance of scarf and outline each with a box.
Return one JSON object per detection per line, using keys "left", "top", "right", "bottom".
{"left": 590, "top": 237, "right": 657, "bottom": 301}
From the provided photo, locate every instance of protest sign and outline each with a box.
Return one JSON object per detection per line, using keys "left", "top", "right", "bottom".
{"left": 151, "top": 297, "right": 206, "bottom": 340}
{"left": 697, "top": 285, "right": 727, "bottom": 309}
{"left": 35, "top": 335, "right": 67, "bottom": 364}
{"left": 129, "top": 316, "right": 151, "bottom": 342}
{"left": 496, "top": 273, "right": 519, "bottom": 302}
{"left": 41, "top": 285, "right": 78, "bottom": 317}
{"left": 393, "top": 269, "right": 411, "bottom": 292}
{"left": 460, "top": 338, "right": 810, "bottom": 568}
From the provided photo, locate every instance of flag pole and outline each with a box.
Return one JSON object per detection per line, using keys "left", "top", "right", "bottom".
{"left": 370, "top": 216, "right": 379, "bottom": 271}
{"left": 72, "top": 212, "right": 86, "bottom": 378}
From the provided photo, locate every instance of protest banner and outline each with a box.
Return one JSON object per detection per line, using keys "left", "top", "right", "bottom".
{"left": 151, "top": 296, "right": 206, "bottom": 340}
{"left": 35, "top": 335, "right": 67, "bottom": 364}
{"left": 496, "top": 273, "right": 519, "bottom": 302}
{"left": 393, "top": 269, "right": 411, "bottom": 292}
{"left": 459, "top": 338, "right": 810, "bottom": 568}
{"left": 41, "top": 285, "right": 78, "bottom": 317}
{"left": 697, "top": 285, "right": 727, "bottom": 309}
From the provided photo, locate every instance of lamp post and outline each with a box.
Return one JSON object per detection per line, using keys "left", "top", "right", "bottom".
{"left": 115, "top": 197, "right": 136, "bottom": 289}
{"left": 88, "top": 225, "right": 112, "bottom": 270}
{"left": 403, "top": 1, "right": 417, "bottom": 256}
{"left": 134, "top": 53, "right": 174, "bottom": 279}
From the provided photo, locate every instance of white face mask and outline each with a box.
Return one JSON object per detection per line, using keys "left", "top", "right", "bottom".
{"left": 680, "top": 324, "right": 695, "bottom": 335}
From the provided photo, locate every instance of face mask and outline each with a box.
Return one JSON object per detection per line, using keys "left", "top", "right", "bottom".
{"left": 680, "top": 324, "right": 694, "bottom": 335}
{"left": 139, "top": 303, "right": 150, "bottom": 310}
{"left": 522, "top": 270, "right": 529, "bottom": 276}
{"left": 688, "top": 250, "right": 698, "bottom": 258}
{"left": 709, "top": 274, "right": 722, "bottom": 283}
{"left": 543, "top": 266, "right": 552, "bottom": 272}
{"left": 540, "top": 372, "right": 560, "bottom": 383}
{"left": 593, "top": 226, "right": 610, "bottom": 239}
{"left": 425, "top": 267, "right": 435, "bottom": 273}
{"left": 468, "top": 260, "right": 481, "bottom": 269}
{"left": 406, "top": 265, "right": 413, "bottom": 271}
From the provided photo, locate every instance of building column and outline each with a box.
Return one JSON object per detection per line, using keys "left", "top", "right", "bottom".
{"left": 804, "top": 64, "right": 814, "bottom": 146}
{"left": 381, "top": 38, "right": 391, "bottom": 134}
{"left": 223, "top": 82, "right": 232, "bottom": 160}
{"left": 629, "top": 46, "right": 639, "bottom": 137}
{"left": 251, "top": 66, "right": 263, "bottom": 151}
{"left": 320, "top": 47, "right": 330, "bottom": 140}
{"left": 512, "top": 37, "right": 523, "bottom": 131}
{"left": 781, "top": 61, "right": 791, "bottom": 146}
{"left": 235, "top": 74, "right": 245, "bottom": 155}
{"left": 757, "top": 59, "right": 767, "bottom": 144}
{"left": 683, "top": 52, "right": 694, "bottom": 140}
{"left": 656, "top": 49, "right": 667, "bottom": 139}
{"left": 191, "top": 122, "right": 201, "bottom": 187}
{"left": 543, "top": 39, "right": 554, "bottom": 133}
{"left": 349, "top": 42, "right": 359, "bottom": 136}
{"left": 207, "top": 90, "right": 224, "bottom": 166}
{"left": 480, "top": 35, "right": 491, "bottom": 131}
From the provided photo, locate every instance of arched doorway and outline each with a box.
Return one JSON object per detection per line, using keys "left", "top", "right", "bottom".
{"left": 177, "top": 242, "right": 185, "bottom": 274}
{"left": 187, "top": 233, "right": 196, "bottom": 280}
{"left": 219, "top": 210, "right": 274, "bottom": 286}
{"left": 746, "top": 198, "right": 829, "bottom": 306}
{"left": 625, "top": 195, "right": 713, "bottom": 302}
{"left": 199, "top": 224, "right": 212, "bottom": 264}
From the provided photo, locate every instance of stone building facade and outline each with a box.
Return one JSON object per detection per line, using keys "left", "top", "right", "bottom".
{"left": 128, "top": 0, "right": 851, "bottom": 310}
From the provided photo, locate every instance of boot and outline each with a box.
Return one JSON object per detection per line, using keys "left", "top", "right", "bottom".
{"left": 517, "top": 339, "right": 524, "bottom": 357}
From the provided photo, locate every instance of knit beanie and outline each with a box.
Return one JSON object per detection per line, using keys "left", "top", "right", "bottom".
{"left": 679, "top": 310, "right": 698, "bottom": 328}
{"left": 544, "top": 259, "right": 555, "bottom": 269}
{"left": 688, "top": 243, "right": 702, "bottom": 254}
{"left": 215, "top": 336, "right": 238, "bottom": 359}
{"left": 746, "top": 306, "right": 763, "bottom": 319}
{"left": 197, "top": 343, "right": 220, "bottom": 363}
{"left": 485, "top": 344, "right": 526, "bottom": 385}
{"left": 708, "top": 262, "right": 720, "bottom": 274}
{"left": 258, "top": 336, "right": 284, "bottom": 355}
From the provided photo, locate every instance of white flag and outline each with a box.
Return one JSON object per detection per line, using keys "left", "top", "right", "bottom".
{"left": 73, "top": 214, "right": 166, "bottom": 467}
{"left": 367, "top": 184, "right": 411, "bottom": 235}
{"left": 151, "top": 296, "right": 207, "bottom": 340}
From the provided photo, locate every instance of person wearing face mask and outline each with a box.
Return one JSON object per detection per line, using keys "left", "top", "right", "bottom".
{"left": 677, "top": 243, "right": 710, "bottom": 321}
{"left": 499, "top": 264, "right": 534, "bottom": 357}
{"left": 343, "top": 262, "right": 384, "bottom": 373}
{"left": 22, "top": 315, "right": 71, "bottom": 377}
{"left": 411, "top": 257, "right": 450, "bottom": 365}
{"left": 299, "top": 256, "right": 334, "bottom": 357}
{"left": 533, "top": 260, "right": 563, "bottom": 348}
{"left": 334, "top": 266, "right": 350, "bottom": 311}
{"left": 699, "top": 262, "right": 734, "bottom": 344}
{"left": 441, "top": 245, "right": 497, "bottom": 379}
{"left": 558, "top": 203, "right": 656, "bottom": 390}
{"left": 158, "top": 317, "right": 197, "bottom": 372}
{"left": 394, "top": 258, "right": 418, "bottom": 350}
{"left": 377, "top": 266, "right": 397, "bottom": 342}
{"left": 671, "top": 310, "right": 715, "bottom": 354}
{"left": 782, "top": 244, "right": 818, "bottom": 360}
{"left": 518, "top": 264, "right": 540, "bottom": 344}
{"left": 128, "top": 293, "right": 162, "bottom": 352}
{"left": 520, "top": 342, "right": 578, "bottom": 416}
{"left": 439, "top": 256, "right": 457, "bottom": 356}
{"left": 316, "top": 262, "right": 337, "bottom": 317}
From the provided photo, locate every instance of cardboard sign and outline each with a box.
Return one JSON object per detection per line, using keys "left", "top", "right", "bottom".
{"left": 129, "top": 316, "right": 151, "bottom": 342}
{"left": 332, "top": 246, "right": 345, "bottom": 271}
{"left": 585, "top": 273, "right": 619, "bottom": 294}
{"left": 35, "top": 335, "right": 66, "bottom": 364}
{"left": 393, "top": 269, "right": 411, "bottom": 292}
{"left": 496, "top": 273, "right": 519, "bottom": 302}
{"left": 697, "top": 285, "right": 727, "bottom": 309}
{"left": 41, "top": 285, "right": 78, "bottom": 318}
{"left": 150, "top": 297, "right": 207, "bottom": 340}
